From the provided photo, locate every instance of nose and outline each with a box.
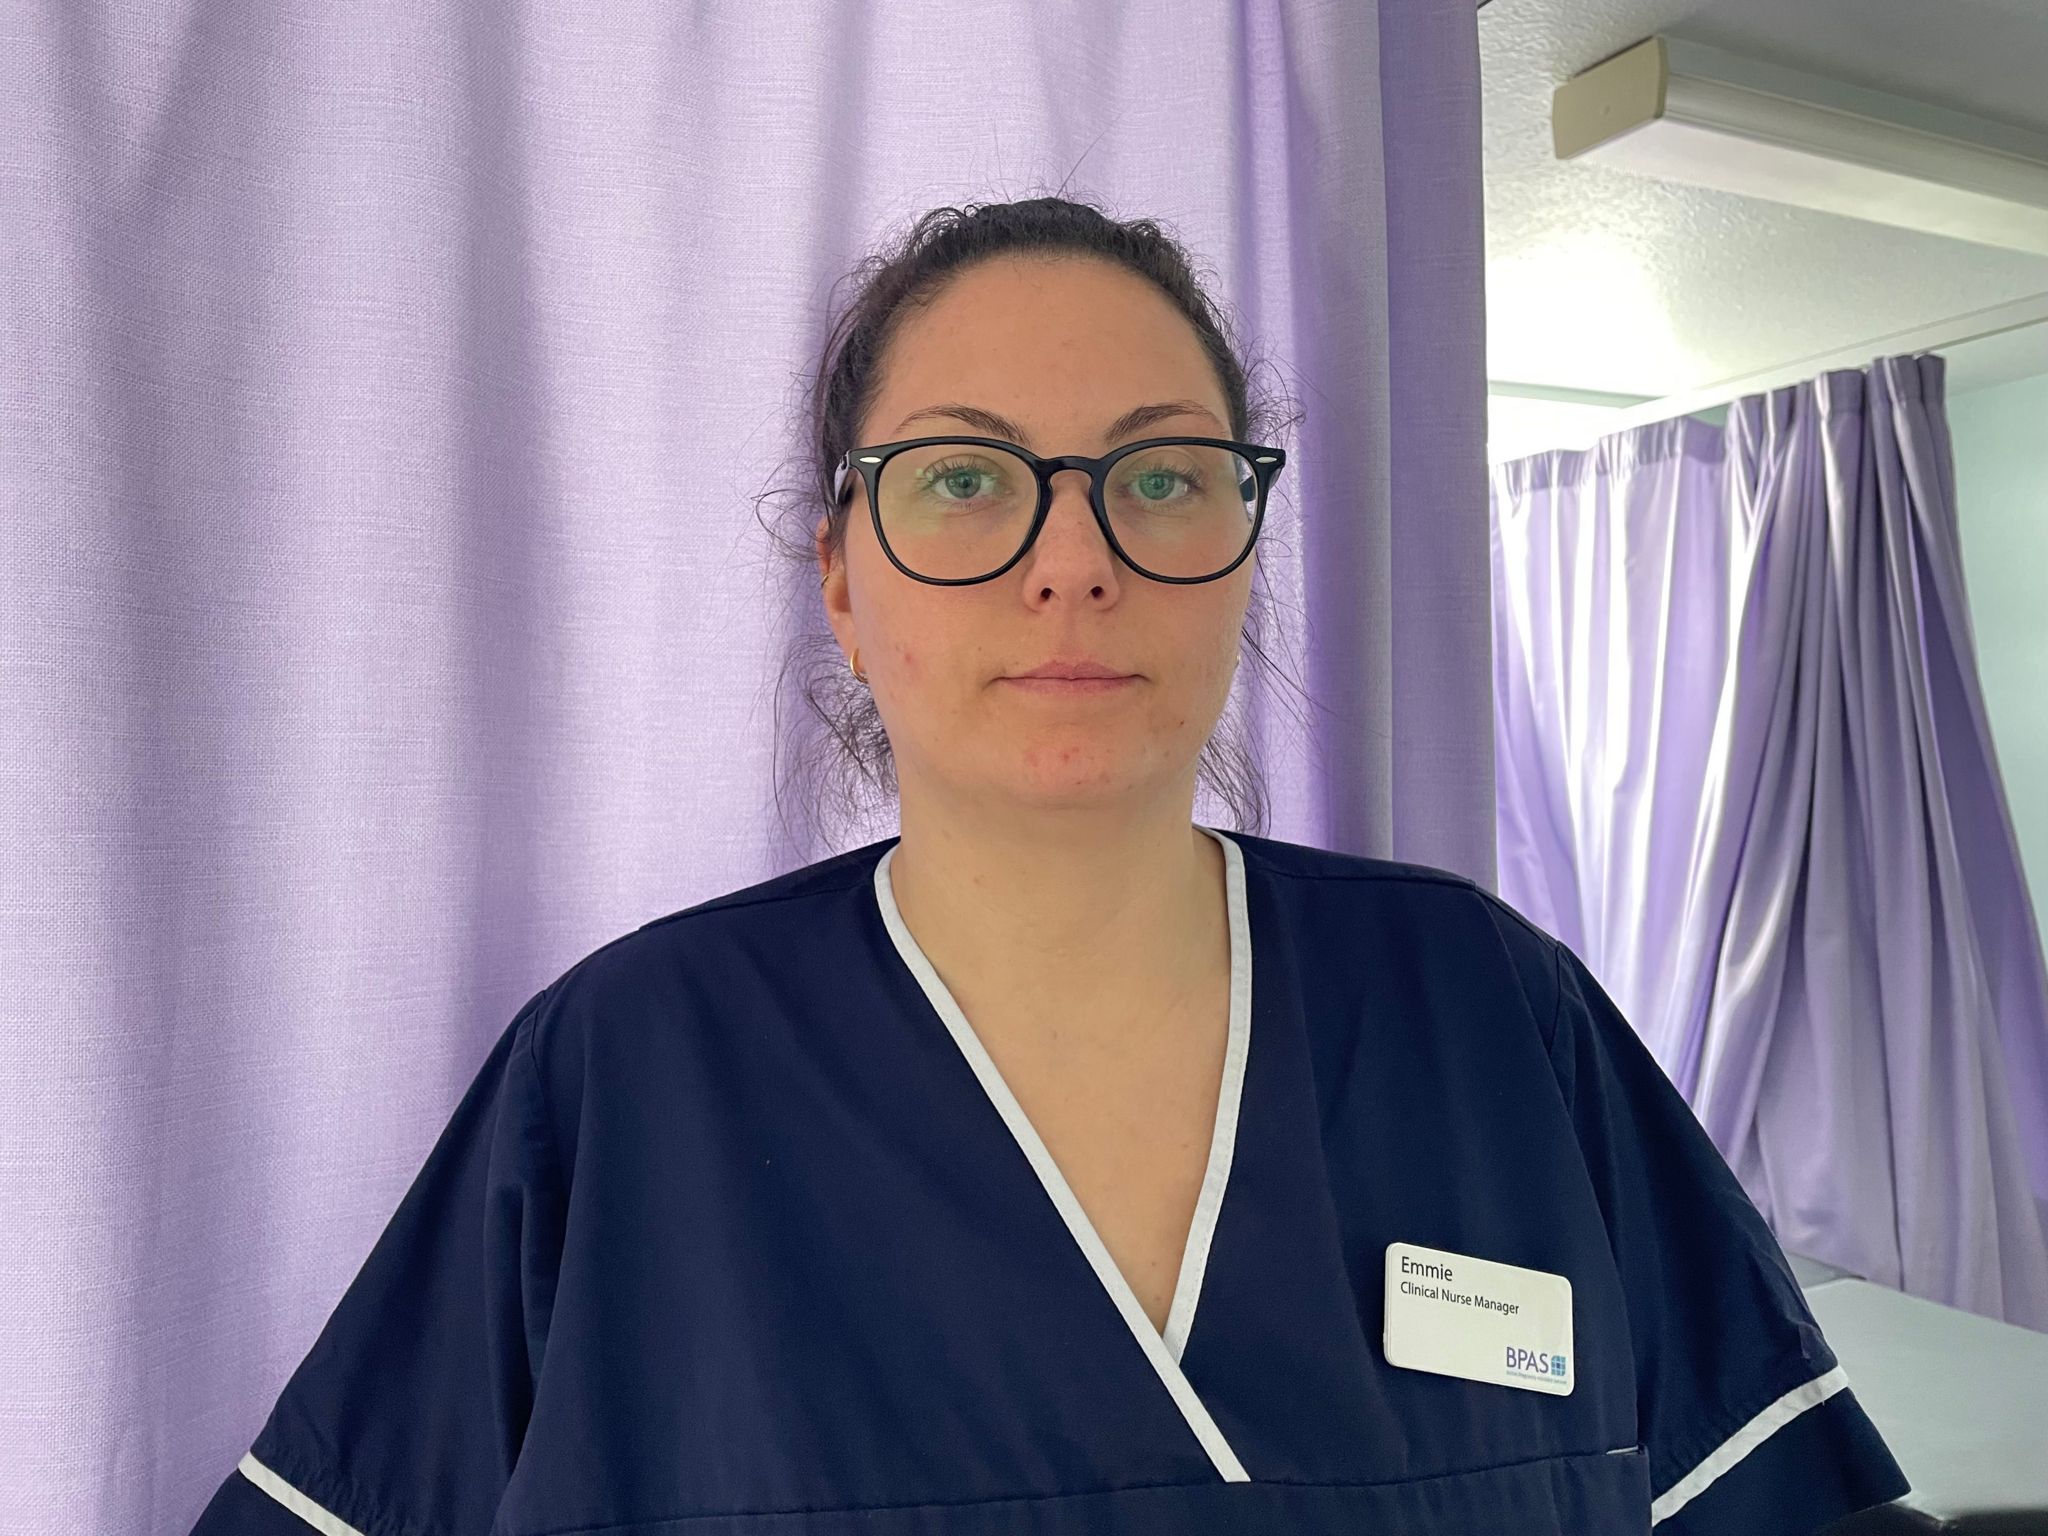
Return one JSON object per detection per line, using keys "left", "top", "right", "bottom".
{"left": 1022, "top": 466, "right": 1119, "bottom": 576}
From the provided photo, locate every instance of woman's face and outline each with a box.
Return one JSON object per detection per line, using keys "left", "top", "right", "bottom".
{"left": 817, "top": 254, "right": 1252, "bottom": 817}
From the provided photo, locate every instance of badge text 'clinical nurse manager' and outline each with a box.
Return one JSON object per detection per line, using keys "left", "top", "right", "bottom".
{"left": 1382, "top": 1241, "right": 1575, "bottom": 1395}
{"left": 1397, "top": 1254, "right": 1523, "bottom": 1316}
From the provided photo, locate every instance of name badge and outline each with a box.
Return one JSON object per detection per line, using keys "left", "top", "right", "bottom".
{"left": 1384, "top": 1241, "right": 1574, "bottom": 1395}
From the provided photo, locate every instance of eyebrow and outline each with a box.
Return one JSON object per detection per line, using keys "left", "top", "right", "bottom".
{"left": 890, "top": 399, "right": 1226, "bottom": 448}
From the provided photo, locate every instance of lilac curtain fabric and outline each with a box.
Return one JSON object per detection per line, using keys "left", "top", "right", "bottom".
{"left": 1, "top": 3, "right": 1490, "bottom": 1532}
{"left": 1491, "top": 353, "right": 2048, "bottom": 1333}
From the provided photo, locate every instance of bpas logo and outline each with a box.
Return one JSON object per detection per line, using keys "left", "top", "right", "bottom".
{"left": 1506, "top": 1347, "right": 1568, "bottom": 1379}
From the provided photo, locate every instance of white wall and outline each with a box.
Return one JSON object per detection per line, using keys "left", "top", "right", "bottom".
{"left": 1948, "top": 371, "right": 2048, "bottom": 944}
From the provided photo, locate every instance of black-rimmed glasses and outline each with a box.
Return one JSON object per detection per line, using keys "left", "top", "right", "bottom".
{"left": 832, "top": 435, "right": 1286, "bottom": 585}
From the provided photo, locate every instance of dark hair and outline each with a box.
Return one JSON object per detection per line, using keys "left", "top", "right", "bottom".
{"left": 753, "top": 192, "right": 1309, "bottom": 854}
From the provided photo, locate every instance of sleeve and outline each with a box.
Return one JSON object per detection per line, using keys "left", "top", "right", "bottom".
{"left": 1545, "top": 941, "right": 1913, "bottom": 1536}
{"left": 186, "top": 984, "right": 569, "bottom": 1536}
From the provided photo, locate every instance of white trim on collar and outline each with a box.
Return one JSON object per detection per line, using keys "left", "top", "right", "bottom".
{"left": 872, "top": 823, "right": 1254, "bottom": 1483}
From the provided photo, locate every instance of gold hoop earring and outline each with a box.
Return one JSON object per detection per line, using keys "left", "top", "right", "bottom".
{"left": 849, "top": 646, "right": 868, "bottom": 686}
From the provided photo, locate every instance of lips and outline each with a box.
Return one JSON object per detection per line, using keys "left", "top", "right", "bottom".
{"left": 999, "top": 673, "right": 1138, "bottom": 694}
{"left": 1006, "top": 661, "right": 1134, "bottom": 680}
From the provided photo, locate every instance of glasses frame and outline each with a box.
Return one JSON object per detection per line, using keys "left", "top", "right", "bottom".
{"left": 832, "top": 434, "right": 1287, "bottom": 586}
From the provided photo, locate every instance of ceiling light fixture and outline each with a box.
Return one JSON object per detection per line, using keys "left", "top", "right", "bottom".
{"left": 1553, "top": 36, "right": 2048, "bottom": 257}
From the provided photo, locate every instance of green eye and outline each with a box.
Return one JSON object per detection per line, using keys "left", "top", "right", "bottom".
{"left": 918, "top": 459, "right": 1005, "bottom": 502}
{"left": 1118, "top": 458, "right": 1208, "bottom": 505}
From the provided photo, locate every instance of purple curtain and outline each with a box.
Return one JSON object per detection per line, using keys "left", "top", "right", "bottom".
{"left": 1492, "top": 353, "right": 2048, "bottom": 1332}
{"left": 1, "top": 2, "right": 1491, "bottom": 1532}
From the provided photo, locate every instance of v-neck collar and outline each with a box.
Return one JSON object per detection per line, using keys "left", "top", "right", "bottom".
{"left": 871, "top": 823, "right": 1255, "bottom": 1483}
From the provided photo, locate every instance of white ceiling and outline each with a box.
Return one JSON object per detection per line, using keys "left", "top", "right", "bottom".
{"left": 1480, "top": 0, "right": 2048, "bottom": 460}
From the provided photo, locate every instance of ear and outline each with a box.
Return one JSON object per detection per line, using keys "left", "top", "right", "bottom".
{"left": 815, "top": 518, "right": 853, "bottom": 653}
{"left": 815, "top": 517, "right": 842, "bottom": 596}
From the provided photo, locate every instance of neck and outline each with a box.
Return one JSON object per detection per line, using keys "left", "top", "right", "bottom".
{"left": 886, "top": 783, "right": 1227, "bottom": 1028}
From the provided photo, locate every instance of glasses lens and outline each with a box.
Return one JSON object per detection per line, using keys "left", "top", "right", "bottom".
{"left": 874, "top": 439, "right": 1259, "bottom": 581}
{"left": 876, "top": 442, "right": 1038, "bottom": 581}
{"left": 1104, "top": 441, "right": 1258, "bottom": 578}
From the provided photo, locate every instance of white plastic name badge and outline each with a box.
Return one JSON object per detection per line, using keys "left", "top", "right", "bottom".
{"left": 1384, "top": 1242, "right": 1574, "bottom": 1395}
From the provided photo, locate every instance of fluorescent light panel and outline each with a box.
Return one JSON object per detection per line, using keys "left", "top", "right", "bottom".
{"left": 1553, "top": 37, "right": 2048, "bottom": 257}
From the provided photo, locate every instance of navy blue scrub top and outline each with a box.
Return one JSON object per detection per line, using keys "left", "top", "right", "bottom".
{"left": 190, "top": 826, "right": 1910, "bottom": 1536}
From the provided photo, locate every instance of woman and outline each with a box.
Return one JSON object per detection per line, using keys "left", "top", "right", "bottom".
{"left": 190, "top": 198, "right": 1910, "bottom": 1535}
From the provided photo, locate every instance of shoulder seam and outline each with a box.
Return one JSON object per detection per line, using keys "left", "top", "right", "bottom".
{"left": 1252, "top": 863, "right": 1482, "bottom": 893}
{"left": 516, "top": 983, "right": 566, "bottom": 1184}
{"left": 518, "top": 865, "right": 878, "bottom": 991}
{"left": 1471, "top": 883, "right": 1566, "bottom": 953}
{"left": 1458, "top": 883, "right": 1568, "bottom": 1058}
{"left": 1256, "top": 860, "right": 1571, "bottom": 1057}
{"left": 1546, "top": 937, "right": 1566, "bottom": 1058}
{"left": 630, "top": 864, "right": 878, "bottom": 939}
